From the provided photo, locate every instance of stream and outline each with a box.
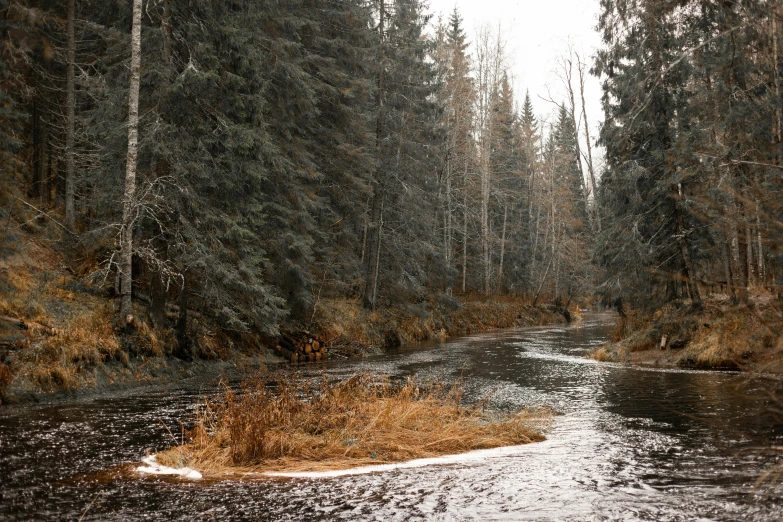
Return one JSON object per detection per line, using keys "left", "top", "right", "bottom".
{"left": 1, "top": 313, "right": 782, "bottom": 521}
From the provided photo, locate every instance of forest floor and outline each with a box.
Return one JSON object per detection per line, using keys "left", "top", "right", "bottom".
{"left": 589, "top": 293, "right": 783, "bottom": 374}
{"left": 0, "top": 213, "right": 569, "bottom": 405}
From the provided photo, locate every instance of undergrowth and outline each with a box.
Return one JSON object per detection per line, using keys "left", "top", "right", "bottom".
{"left": 590, "top": 293, "right": 783, "bottom": 372}
{"left": 313, "top": 295, "right": 567, "bottom": 354}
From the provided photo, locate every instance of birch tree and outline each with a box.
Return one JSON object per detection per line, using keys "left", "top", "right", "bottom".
{"left": 119, "top": 0, "right": 142, "bottom": 322}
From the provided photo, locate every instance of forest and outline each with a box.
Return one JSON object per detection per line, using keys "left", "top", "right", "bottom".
{"left": 3, "top": 1, "right": 783, "bottom": 519}
{"left": 0, "top": 0, "right": 594, "bottom": 353}
{"left": 1, "top": 0, "right": 783, "bottom": 375}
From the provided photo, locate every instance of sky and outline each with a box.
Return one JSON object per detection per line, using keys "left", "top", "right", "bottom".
{"left": 426, "top": 0, "right": 605, "bottom": 163}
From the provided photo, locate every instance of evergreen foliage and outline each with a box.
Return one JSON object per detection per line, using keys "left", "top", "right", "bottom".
{"left": 594, "top": 0, "right": 782, "bottom": 307}
{"left": 2, "top": 0, "right": 595, "bottom": 340}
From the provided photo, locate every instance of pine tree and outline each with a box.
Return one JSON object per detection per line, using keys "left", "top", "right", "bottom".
{"left": 594, "top": 0, "right": 701, "bottom": 306}
{"left": 489, "top": 73, "right": 526, "bottom": 292}
{"left": 0, "top": 0, "right": 22, "bottom": 172}
{"left": 441, "top": 7, "right": 476, "bottom": 294}
{"left": 368, "top": 0, "right": 445, "bottom": 303}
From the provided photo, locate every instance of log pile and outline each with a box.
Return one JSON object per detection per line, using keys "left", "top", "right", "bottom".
{"left": 274, "top": 331, "right": 328, "bottom": 363}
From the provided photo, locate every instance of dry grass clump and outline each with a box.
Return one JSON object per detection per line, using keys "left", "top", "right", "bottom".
{"left": 157, "top": 373, "right": 549, "bottom": 475}
{"left": 0, "top": 296, "right": 50, "bottom": 325}
{"left": 589, "top": 346, "right": 623, "bottom": 362}
{"left": 39, "top": 305, "right": 120, "bottom": 364}
{"left": 611, "top": 307, "right": 651, "bottom": 344}
{"left": 312, "top": 295, "right": 563, "bottom": 355}
{"left": 680, "top": 308, "right": 755, "bottom": 370}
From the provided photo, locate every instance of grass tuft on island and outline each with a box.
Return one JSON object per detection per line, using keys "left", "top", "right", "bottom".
{"left": 156, "top": 373, "right": 550, "bottom": 476}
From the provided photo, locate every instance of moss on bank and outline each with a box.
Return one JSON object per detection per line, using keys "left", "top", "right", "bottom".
{"left": 589, "top": 294, "right": 783, "bottom": 373}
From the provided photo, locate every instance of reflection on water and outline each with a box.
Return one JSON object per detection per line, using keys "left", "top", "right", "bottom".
{"left": 1, "top": 314, "right": 782, "bottom": 521}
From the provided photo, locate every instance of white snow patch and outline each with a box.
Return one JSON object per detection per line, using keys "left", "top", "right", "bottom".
{"left": 136, "top": 455, "right": 202, "bottom": 480}
{"left": 261, "top": 444, "right": 533, "bottom": 478}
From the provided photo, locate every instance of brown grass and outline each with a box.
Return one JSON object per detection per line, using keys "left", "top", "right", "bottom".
{"left": 0, "top": 363, "right": 12, "bottom": 404}
{"left": 589, "top": 346, "right": 622, "bottom": 362}
{"left": 590, "top": 293, "right": 783, "bottom": 372}
{"left": 157, "top": 373, "right": 549, "bottom": 475}
{"left": 313, "top": 295, "right": 564, "bottom": 354}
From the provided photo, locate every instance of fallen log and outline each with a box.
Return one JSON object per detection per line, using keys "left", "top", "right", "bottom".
{"left": 279, "top": 337, "right": 297, "bottom": 351}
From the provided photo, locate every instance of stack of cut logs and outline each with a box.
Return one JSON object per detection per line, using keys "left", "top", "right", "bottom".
{"left": 274, "top": 331, "right": 327, "bottom": 363}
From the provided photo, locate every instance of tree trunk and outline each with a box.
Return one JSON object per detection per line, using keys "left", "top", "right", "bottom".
{"left": 735, "top": 217, "right": 749, "bottom": 304}
{"left": 722, "top": 239, "right": 735, "bottom": 299}
{"left": 45, "top": 135, "right": 52, "bottom": 206}
{"left": 36, "top": 115, "right": 46, "bottom": 204}
{"left": 176, "top": 276, "right": 189, "bottom": 357}
{"left": 119, "top": 0, "right": 142, "bottom": 322}
{"left": 461, "top": 186, "right": 468, "bottom": 293}
{"left": 497, "top": 204, "right": 507, "bottom": 293}
{"left": 149, "top": 276, "right": 167, "bottom": 329}
{"left": 564, "top": 60, "right": 589, "bottom": 229}
{"left": 148, "top": 269, "right": 167, "bottom": 329}
{"left": 577, "top": 52, "right": 599, "bottom": 231}
{"left": 675, "top": 184, "right": 701, "bottom": 304}
{"left": 364, "top": 0, "right": 385, "bottom": 309}
{"left": 445, "top": 160, "right": 452, "bottom": 269}
{"left": 65, "top": 0, "right": 76, "bottom": 231}
{"left": 745, "top": 224, "right": 755, "bottom": 288}
{"left": 481, "top": 162, "right": 490, "bottom": 296}
{"left": 774, "top": 0, "right": 781, "bottom": 145}
{"left": 31, "top": 100, "right": 40, "bottom": 200}
{"left": 162, "top": 0, "right": 173, "bottom": 64}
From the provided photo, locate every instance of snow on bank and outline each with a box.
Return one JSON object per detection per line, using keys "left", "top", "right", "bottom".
{"left": 261, "top": 444, "right": 533, "bottom": 478}
{"left": 135, "top": 444, "right": 536, "bottom": 480}
{"left": 136, "top": 456, "right": 202, "bottom": 480}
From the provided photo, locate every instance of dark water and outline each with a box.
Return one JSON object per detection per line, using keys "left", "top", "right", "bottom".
{"left": 2, "top": 314, "right": 782, "bottom": 521}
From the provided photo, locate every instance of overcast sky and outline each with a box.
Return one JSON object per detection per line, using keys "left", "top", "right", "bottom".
{"left": 427, "top": 0, "right": 605, "bottom": 162}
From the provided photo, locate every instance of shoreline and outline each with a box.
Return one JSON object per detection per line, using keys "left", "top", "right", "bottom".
{"left": 1, "top": 298, "right": 570, "bottom": 406}
{"left": 588, "top": 295, "right": 783, "bottom": 375}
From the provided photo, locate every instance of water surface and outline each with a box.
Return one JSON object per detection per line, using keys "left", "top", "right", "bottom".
{"left": 1, "top": 314, "right": 782, "bottom": 521}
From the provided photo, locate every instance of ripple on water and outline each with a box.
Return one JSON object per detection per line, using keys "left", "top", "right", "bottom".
{"left": 1, "top": 315, "right": 782, "bottom": 521}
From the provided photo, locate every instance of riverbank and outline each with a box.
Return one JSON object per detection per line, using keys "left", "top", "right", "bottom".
{"left": 0, "top": 224, "right": 568, "bottom": 404}
{"left": 589, "top": 294, "right": 783, "bottom": 374}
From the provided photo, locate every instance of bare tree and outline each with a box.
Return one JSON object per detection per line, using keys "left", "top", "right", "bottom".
{"left": 65, "top": 0, "right": 76, "bottom": 231}
{"left": 475, "top": 24, "right": 506, "bottom": 296}
{"left": 119, "top": 0, "right": 142, "bottom": 321}
{"left": 575, "top": 51, "right": 599, "bottom": 230}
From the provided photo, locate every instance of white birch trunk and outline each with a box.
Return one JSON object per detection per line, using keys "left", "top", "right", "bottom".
{"left": 119, "top": 0, "right": 142, "bottom": 321}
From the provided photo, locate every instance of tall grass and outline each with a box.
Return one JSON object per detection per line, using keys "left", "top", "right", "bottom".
{"left": 158, "top": 373, "right": 549, "bottom": 474}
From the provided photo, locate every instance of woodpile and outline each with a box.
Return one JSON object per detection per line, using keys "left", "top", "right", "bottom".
{"left": 273, "top": 331, "right": 328, "bottom": 363}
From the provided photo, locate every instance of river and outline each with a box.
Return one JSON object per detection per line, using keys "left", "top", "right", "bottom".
{"left": 1, "top": 313, "right": 782, "bottom": 521}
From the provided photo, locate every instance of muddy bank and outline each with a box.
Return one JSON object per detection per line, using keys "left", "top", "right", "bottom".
{"left": 589, "top": 294, "right": 783, "bottom": 374}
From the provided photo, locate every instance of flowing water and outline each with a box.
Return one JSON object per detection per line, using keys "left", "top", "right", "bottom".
{"left": 2, "top": 314, "right": 782, "bottom": 521}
